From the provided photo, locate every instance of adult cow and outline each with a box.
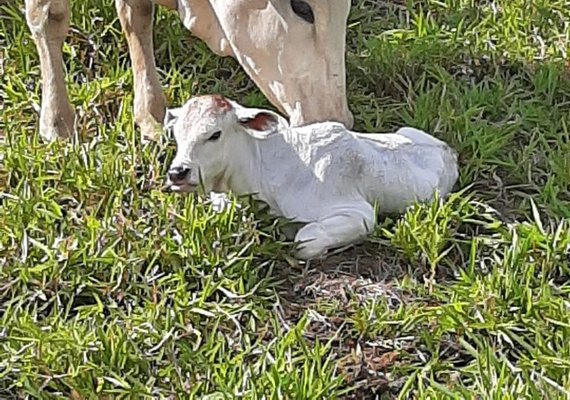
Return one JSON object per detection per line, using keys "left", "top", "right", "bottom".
{"left": 24, "top": 0, "right": 354, "bottom": 141}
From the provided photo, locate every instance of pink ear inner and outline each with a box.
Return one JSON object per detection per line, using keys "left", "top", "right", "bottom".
{"left": 242, "top": 113, "right": 275, "bottom": 131}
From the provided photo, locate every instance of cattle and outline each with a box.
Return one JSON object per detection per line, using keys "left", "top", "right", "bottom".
{"left": 24, "top": 0, "right": 353, "bottom": 142}
{"left": 165, "top": 95, "right": 459, "bottom": 260}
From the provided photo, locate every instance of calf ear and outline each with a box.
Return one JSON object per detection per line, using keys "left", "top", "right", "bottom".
{"left": 237, "top": 109, "right": 281, "bottom": 139}
{"left": 164, "top": 107, "right": 182, "bottom": 130}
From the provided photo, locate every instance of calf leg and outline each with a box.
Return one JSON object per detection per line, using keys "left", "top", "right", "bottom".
{"left": 116, "top": 0, "right": 167, "bottom": 141}
{"left": 294, "top": 203, "right": 375, "bottom": 260}
{"left": 25, "top": 0, "right": 74, "bottom": 141}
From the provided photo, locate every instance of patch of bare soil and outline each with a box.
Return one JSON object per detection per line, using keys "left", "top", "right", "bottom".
{"left": 271, "top": 244, "right": 473, "bottom": 398}
{"left": 273, "top": 248, "right": 410, "bottom": 398}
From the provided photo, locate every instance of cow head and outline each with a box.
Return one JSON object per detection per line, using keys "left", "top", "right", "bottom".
{"left": 177, "top": 0, "right": 354, "bottom": 129}
{"left": 165, "top": 95, "right": 287, "bottom": 193}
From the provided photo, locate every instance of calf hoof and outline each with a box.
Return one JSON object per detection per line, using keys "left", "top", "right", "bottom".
{"left": 294, "top": 242, "right": 328, "bottom": 261}
{"left": 208, "top": 192, "right": 233, "bottom": 213}
{"left": 295, "top": 242, "right": 359, "bottom": 261}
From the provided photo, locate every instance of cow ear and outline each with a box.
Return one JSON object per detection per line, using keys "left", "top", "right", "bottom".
{"left": 164, "top": 107, "right": 182, "bottom": 130}
{"left": 237, "top": 110, "right": 281, "bottom": 139}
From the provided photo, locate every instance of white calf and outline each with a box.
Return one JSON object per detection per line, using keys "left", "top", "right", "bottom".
{"left": 166, "top": 95, "right": 459, "bottom": 260}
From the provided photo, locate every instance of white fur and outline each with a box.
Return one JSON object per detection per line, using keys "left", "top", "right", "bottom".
{"left": 167, "top": 96, "right": 459, "bottom": 260}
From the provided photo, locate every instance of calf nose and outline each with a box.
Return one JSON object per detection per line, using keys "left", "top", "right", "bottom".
{"left": 168, "top": 166, "right": 190, "bottom": 183}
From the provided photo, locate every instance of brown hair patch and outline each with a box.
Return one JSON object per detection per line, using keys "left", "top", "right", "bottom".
{"left": 211, "top": 94, "right": 233, "bottom": 112}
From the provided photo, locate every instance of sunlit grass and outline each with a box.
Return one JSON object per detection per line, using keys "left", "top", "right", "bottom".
{"left": 1, "top": 0, "right": 569, "bottom": 398}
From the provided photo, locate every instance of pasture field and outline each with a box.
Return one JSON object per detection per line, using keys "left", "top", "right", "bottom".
{"left": 1, "top": 0, "right": 570, "bottom": 398}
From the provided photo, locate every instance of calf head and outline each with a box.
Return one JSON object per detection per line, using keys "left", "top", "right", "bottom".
{"left": 165, "top": 95, "right": 286, "bottom": 193}
{"left": 178, "top": 0, "right": 354, "bottom": 128}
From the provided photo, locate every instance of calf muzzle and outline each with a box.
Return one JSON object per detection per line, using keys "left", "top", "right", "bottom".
{"left": 168, "top": 166, "right": 191, "bottom": 185}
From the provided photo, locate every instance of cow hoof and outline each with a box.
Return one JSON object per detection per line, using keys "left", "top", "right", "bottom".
{"left": 39, "top": 126, "right": 72, "bottom": 142}
{"left": 138, "top": 116, "right": 163, "bottom": 143}
{"left": 39, "top": 110, "right": 75, "bottom": 142}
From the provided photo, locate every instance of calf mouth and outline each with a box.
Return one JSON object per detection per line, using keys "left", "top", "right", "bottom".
{"left": 165, "top": 180, "right": 199, "bottom": 193}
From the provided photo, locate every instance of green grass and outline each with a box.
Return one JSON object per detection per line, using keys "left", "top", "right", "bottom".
{"left": 1, "top": 0, "right": 570, "bottom": 398}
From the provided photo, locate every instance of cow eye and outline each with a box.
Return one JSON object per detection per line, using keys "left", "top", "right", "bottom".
{"left": 291, "top": 0, "right": 314, "bottom": 24}
{"left": 208, "top": 130, "right": 222, "bottom": 141}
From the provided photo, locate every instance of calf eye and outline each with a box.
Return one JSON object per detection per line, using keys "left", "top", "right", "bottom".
{"left": 208, "top": 130, "right": 222, "bottom": 141}
{"left": 291, "top": 0, "right": 314, "bottom": 24}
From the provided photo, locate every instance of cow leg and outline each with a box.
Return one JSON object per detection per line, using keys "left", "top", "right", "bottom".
{"left": 25, "top": 0, "right": 74, "bottom": 141}
{"left": 294, "top": 203, "right": 375, "bottom": 260}
{"left": 116, "top": 0, "right": 167, "bottom": 141}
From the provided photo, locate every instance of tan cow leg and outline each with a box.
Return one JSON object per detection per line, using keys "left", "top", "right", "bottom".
{"left": 25, "top": 0, "right": 75, "bottom": 141}
{"left": 152, "top": 0, "right": 177, "bottom": 8}
{"left": 116, "top": 0, "right": 166, "bottom": 141}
